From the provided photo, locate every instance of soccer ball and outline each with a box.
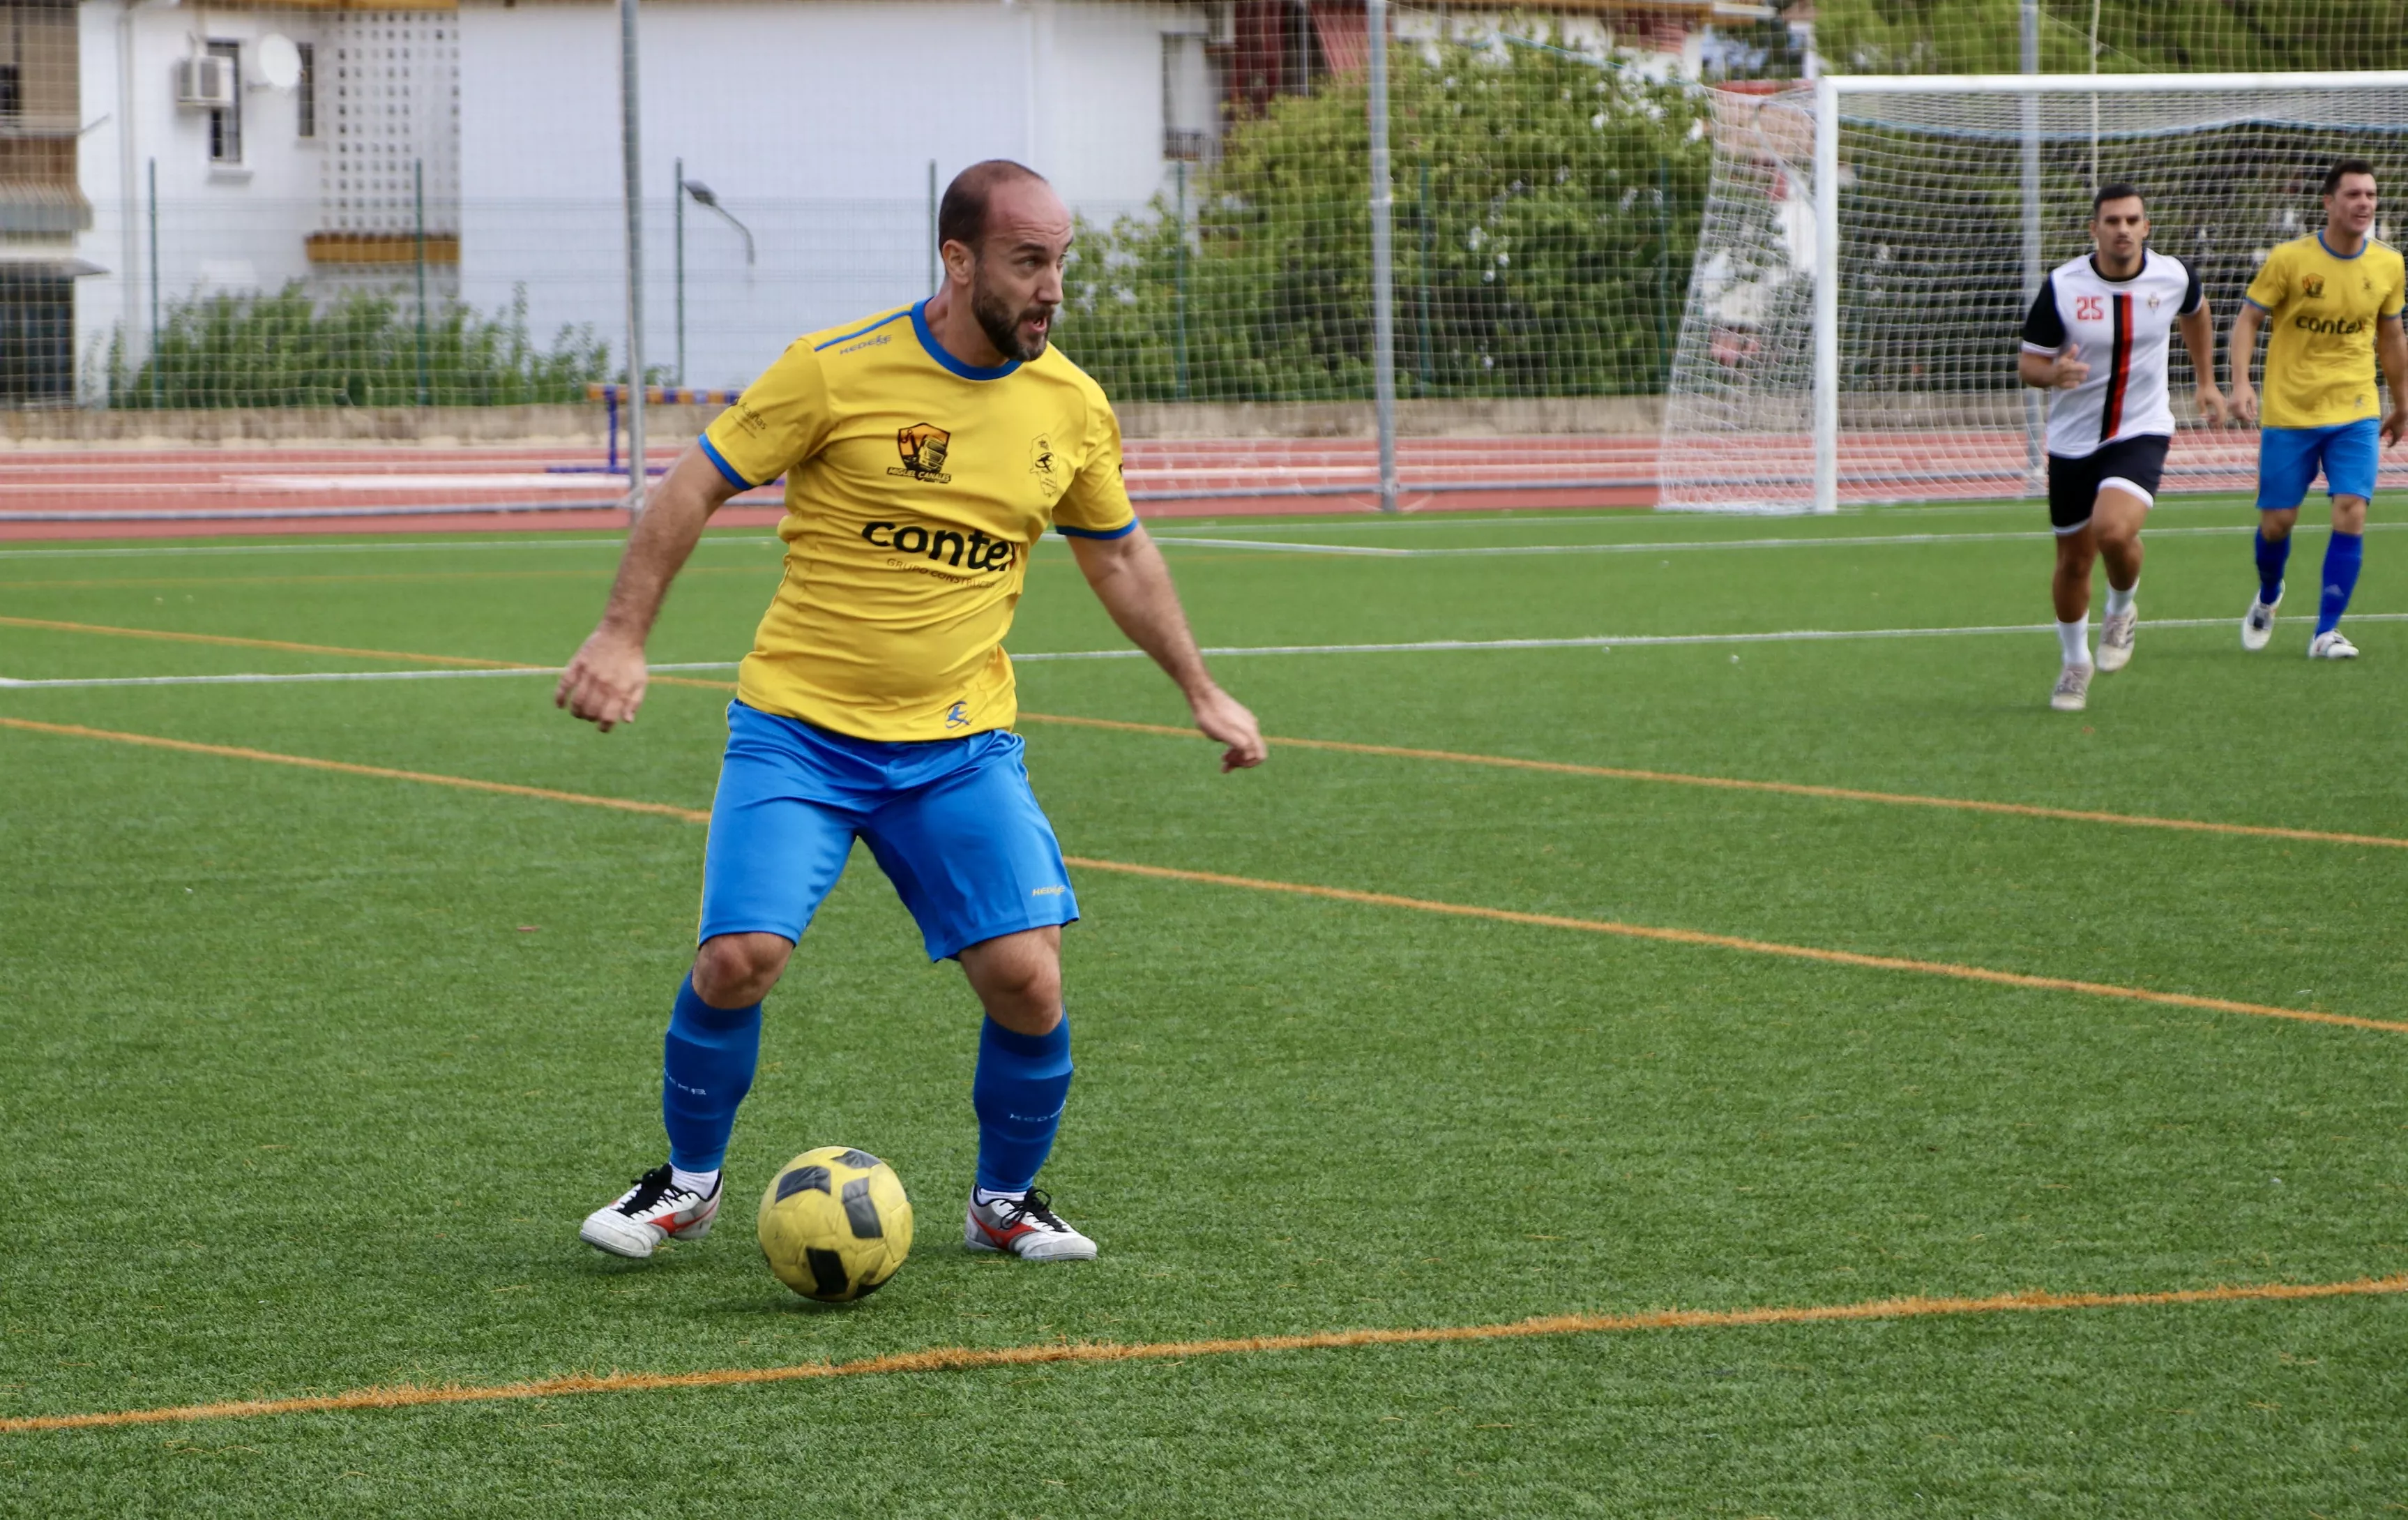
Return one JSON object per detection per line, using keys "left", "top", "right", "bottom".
{"left": 756, "top": 1147, "right": 914, "bottom": 1302}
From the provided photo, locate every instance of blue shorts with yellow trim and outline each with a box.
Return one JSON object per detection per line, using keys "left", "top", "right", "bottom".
{"left": 2257, "top": 419, "right": 2379, "bottom": 510}
{"left": 698, "top": 702, "right": 1078, "bottom": 961}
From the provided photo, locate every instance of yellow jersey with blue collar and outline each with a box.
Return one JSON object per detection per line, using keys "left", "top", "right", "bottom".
{"left": 698, "top": 301, "right": 1137, "bottom": 742}
{"left": 2243, "top": 233, "right": 2407, "bottom": 428}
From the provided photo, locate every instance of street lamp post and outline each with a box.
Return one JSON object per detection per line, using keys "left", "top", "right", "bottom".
{"left": 675, "top": 175, "right": 757, "bottom": 388}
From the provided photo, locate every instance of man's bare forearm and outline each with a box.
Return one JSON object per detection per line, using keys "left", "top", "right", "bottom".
{"left": 1068, "top": 527, "right": 1213, "bottom": 696}
{"left": 2379, "top": 322, "right": 2407, "bottom": 405}
{"left": 2227, "top": 306, "right": 2265, "bottom": 387}
{"left": 595, "top": 449, "right": 735, "bottom": 642}
{"left": 2179, "top": 307, "right": 2216, "bottom": 384}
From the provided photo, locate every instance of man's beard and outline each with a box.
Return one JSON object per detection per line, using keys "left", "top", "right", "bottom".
{"left": 973, "top": 274, "right": 1053, "bottom": 362}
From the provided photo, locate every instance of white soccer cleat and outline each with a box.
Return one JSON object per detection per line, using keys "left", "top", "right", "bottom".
{"left": 964, "top": 1186, "right": 1097, "bottom": 1261}
{"left": 2097, "top": 607, "right": 2138, "bottom": 672}
{"left": 2241, "top": 586, "right": 2282, "bottom": 652}
{"left": 2308, "top": 629, "right": 2359, "bottom": 660}
{"left": 580, "top": 1164, "right": 721, "bottom": 1260}
{"left": 2049, "top": 663, "right": 2093, "bottom": 713}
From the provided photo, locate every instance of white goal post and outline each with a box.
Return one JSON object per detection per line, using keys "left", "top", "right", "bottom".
{"left": 1660, "top": 71, "right": 2408, "bottom": 514}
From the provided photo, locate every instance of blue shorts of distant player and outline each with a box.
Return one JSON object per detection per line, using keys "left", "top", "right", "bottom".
{"left": 697, "top": 702, "right": 1079, "bottom": 961}
{"left": 2257, "top": 419, "right": 2379, "bottom": 510}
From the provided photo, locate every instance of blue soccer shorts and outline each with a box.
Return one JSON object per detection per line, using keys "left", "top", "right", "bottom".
{"left": 697, "top": 701, "right": 1079, "bottom": 961}
{"left": 2257, "top": 419, "right": 2380, "bottom": 510}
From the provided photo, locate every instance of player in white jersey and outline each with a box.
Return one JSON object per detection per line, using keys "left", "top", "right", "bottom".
{"left": 2019, "top": 183, "right": 2227, "bottom": 712}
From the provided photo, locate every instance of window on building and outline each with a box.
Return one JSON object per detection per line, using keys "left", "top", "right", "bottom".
{"left": 296, "top": 42, "right": 315, "bottom": 138}
{"left": 207, "top": 40, "right": 241, "bottom": 163}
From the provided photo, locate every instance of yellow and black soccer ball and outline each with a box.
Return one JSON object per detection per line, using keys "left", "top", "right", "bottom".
{"left": 756, "top": 1147, "right": 914, "bottom": 1302}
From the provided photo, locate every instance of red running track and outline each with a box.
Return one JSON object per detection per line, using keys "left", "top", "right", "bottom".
{"left": 5, "top": 429, "right": 2391, "bottom": 541}
{"left": 0, "top": 438, "right": 1655, "bottom": 541}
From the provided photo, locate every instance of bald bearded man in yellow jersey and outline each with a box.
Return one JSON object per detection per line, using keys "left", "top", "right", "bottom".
{"left": 556, "top": 161, "right": 1265, "bottom": 1267}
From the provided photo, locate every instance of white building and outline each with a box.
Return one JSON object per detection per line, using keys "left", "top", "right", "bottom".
{"left": 53, "top": 0, "right": 1734, "bottom": 405}
{"left": 66, "top": 0, "right": 1231, "bottom": 402}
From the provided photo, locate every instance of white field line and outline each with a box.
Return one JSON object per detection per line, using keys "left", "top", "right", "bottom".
{"left": 9, "top": 617, "right": 2407, "bottom": 688}
{"left": 1152, "top": 523, "right": 2405, "bottom": 558}
{"left": 0, "top": 661, "right": 737, "bottom": 690}
{"left": 0, "top": 536, "right": 775, "bottom": 562}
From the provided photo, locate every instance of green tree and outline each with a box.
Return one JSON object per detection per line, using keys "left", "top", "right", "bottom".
{"left": 1813, "top": 0, "right": 2408, "bottom": 75}
{"left": 1059, "top": 31, "right": 1711, "bottom": 402}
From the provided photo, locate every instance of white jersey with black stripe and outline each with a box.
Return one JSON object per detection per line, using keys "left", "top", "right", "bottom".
{"left": 2020, "top": 250, "right": 2202, "bottom": 460}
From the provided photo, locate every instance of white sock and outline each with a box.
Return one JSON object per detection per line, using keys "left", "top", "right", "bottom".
{"left": 2105, "top": 583, "right": 2137, "bottom": 617}
{"left": 2057, "top": 619, "right": 2091, "bottom": 668}
{"left": 974, "top": 1186, "right": 1027, "bottom": 1207}
{"left": 669, "top": 1165, "right": 720, "bottom": 1197}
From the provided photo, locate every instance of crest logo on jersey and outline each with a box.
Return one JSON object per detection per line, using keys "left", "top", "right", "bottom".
{"left": 1029, "top": 435, "right": 1056, "bottom": 479}
{"left": 2146, "top": 292, "right": 2162, "bottom": 310}
{"left": 890, "top": 423, "right": 953, "bottom": 483}
{"left": 2302, "top": 274, "right": 2326, "bottom": 299}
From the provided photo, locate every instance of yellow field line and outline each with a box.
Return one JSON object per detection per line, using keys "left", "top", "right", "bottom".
{"left": 6, "top": 1274, "right": 2400, "bottom": 1434}
{"left": 0, "top": 615, "right": 533, "bottom": 670}
{"left": 1017, "top": 712, "right": 2408, "bottom": 852}
{"left": 0, "top": 717, "right": 709, "bottom": 823}
{"left": 6, "top": 617, "right": 2391, "bottom": 852}
{"left": 1061, "top": 855, "right": 2408, "bottom": 1035}
{"left": 3, "top": 715, "right": 2396, "bottom": 1036}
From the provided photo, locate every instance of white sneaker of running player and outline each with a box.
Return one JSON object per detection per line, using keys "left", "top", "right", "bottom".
{"left": 964, "top": 1186, "right": 1097, "bottom": 1261}
{"left": 2098, "top": 607, "right": 2138, "bottom": 672}
{"left": 2241, "top": 585, "right": 2282, "bottom": 652}
{"left": 2308, "top": 629, "right": 2359, "bottom": 660}
{"left": 580, "top": 1164, "right": 720, "bottom": 1259}
{"left": 2050, "top": 663, "right": 2093, "bottom": 713}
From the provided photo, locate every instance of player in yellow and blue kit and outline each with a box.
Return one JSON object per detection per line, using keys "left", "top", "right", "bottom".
{"left": 557, "top": 161, "right": 1266, "bottom": 1265}
{"left": 2227, "top": 159, "right": 2408, "bottom": 659}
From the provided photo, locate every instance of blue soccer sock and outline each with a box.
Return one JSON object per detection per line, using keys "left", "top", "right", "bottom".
{"left": 2317, "top": 530, "right": 2364, "bottom": 636}
{"left": 2255, "top": 528, "right": 2292, "bottom": 604}
{"left": 971, "top": 1015, "right": 1072, "bottom": 1196}
{"left": 662, "top": 974, "right": 762, "bottom": 1174}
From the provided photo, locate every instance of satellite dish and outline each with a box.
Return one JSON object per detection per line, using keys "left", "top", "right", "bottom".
{"left": 257, "top": 35, "right": 303, "bottom": 91}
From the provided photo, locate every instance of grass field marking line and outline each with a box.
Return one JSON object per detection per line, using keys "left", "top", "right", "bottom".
{"left": 1149, "top": 523, "right": 2407, "bottom": 559}
{"left": 1022, "top": 615, "right": 2408, "bottom": 661}
{"left": 1015, "top": 713, "right": 2408, "bottom": 852}
{"left": 0, "top": 535, "right": 780, "bottom": 562}
{"left": 1059, "top": 855, "right": 2408, "bottom": 1034}
{"left": 0, "top": 615, "right": 536, "bottom": 669}
{"left": 0, "top": 661, "right": 741, "bottom": 691}
{"left": 0, "top": 717, "right": 711, "bottom": 824}
{"left": 6, "top": 1274, "right": 2400, "bottom": 1434}
{"left": 14, "top": 716, "right": 2395, "bottom": 1032}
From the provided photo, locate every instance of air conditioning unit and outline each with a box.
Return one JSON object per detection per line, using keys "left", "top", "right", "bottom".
{"left": 174, "top": 56, "right": 235, "bottom": 110}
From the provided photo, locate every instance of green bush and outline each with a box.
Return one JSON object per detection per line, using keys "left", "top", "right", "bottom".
{"left": 112, "top": 283, "right": 619, "bottom": 409}
{"left": 1813, "top": 0, "right": 2408, "bottom": 74}
{"left": 1059, "top": 31, "right": 1711, "bottom": 402}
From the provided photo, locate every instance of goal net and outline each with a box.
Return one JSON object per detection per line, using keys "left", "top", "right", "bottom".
{"left": 1660, "top": 73, "right": 2408, "bottom": 513}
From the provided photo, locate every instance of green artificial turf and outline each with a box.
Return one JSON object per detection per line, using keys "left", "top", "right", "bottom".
{"left": 1, "top": 497, "right": 2403, "bottom": 1515}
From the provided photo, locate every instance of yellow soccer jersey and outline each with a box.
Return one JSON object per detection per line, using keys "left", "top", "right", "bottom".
{"left": 699, "top": 301, "right": 1137, "bottom": 742}
{"left": 2243, "top": 233, "right": 2407, "bottom": 428}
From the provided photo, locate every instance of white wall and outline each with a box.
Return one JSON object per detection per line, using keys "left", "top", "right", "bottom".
{"left": 76, "top": 0, "right": 340, "bottom": 397}
{"left": 460, "top": 0, "right": 1204, "bottom": 391}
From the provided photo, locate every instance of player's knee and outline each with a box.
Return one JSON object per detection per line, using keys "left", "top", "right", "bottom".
{"left": 2333, "top": 495, "right": 2369, "bottom": 531}
{"left": 692, "top": 933, "right": 791, "bottom": 1006}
